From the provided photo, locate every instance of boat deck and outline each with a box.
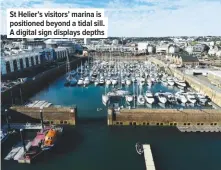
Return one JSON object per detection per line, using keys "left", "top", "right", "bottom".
{"left": 31, "top": 133, "right": 45, "bottom": 146}
{"left": 143, "top": 144, "right": 156, "bottom": 170}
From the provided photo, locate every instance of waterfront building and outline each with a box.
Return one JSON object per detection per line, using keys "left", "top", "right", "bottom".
{"left": 156, "top": 44, "right": 169, "bottom": 54}
{"left": 1, "top": 51, "right": 41, "bottom": 75}
{"left": 208, "top": 46, "right": 221, "bottom": 57}
{"left": 168, "top": 45, "right": 180, "bottom": 54}
{"left": 147, "top": 45, "right": 156, "bottom": 54}
{"left": 166, "top": 53, "right": 199, "bottom": 67}
{"left": 112, "top": 39, "right": 119, "bottom": 45}
{"left": 137, "top": 42, "right": 148, "bottom": 53}
{"left": 1, "top": 48, "right": 69, "bottom": 75}
{"left": 185, "top": 44, "right": 209, "bottom": 54}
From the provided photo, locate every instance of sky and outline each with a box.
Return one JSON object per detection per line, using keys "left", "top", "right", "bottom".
{"left": 0, "top": 0, "right": 221, "bottom": 37}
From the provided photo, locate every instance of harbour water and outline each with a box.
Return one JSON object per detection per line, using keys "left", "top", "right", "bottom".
{"left": 2, "top": 75, "right": 221, "bottom": 170}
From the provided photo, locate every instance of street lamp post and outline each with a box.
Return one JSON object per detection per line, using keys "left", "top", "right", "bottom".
{"left": 5, "top": 109, "right": 11, "bottom": 131}
{"left": 40, "top": 107, "right": 44, "bottom": 130}
{"left": 20, "top": 129, "right": 27, "bottom": 153}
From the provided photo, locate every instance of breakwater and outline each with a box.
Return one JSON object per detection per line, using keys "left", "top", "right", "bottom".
{"left": 7, "top": 106, "right": 77, "bottom": 125}
{"left": 107, "top": 108, "right": 221, "bottom": 126}
{"left": 149, "top": 57, "right": 221, "bottom": 107}
{"left": 1, "top": 57, "right": 87, "bottom": 105}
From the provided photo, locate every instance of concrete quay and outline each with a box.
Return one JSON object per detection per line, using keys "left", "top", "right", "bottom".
{"left": 149, "top": 57, "right": 221, "bottom": 107}
{"left": 107, "top": 108, "right": 221, "bottom": 127}
{"left": 7, "top": 106, "right": 77, "bottom": 125}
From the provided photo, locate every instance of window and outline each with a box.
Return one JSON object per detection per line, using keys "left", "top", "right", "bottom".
{"left": 25, "top": 58, "right": 29, "bottom": 67}
{"left": 201, "top": 123, "right": 204, "bottom": 125}
{"left": 188, "top": 123, "right": 191, "bottom": 125}
{"left": 143, "top": 122, "right": 146, "bottom": 125}
{"left": 13, "top": 60, "right": 18, "bottom": 71}
{"left": 64, "top": 121, "right": 68, "bottom": 124}
{"left": 197, "top": 123, "right": 200, "bottom": 125}
{"left": 184, "top": 123, "right": 186, "bottom": 125}
{"left": 210, "top": 123, "right": 213, "bottom": 126}
{"left": 170, "top": 123, "right": 173, "bottom": 126}
{"left": 174, "top": 123, "right": 177, "bottom": 126}
{"left": 60, "top": 120, "right": 63, "bottom": 124}
{"left": 31, "top": 57, "right": 34, "bottom": 66}
{"left": 156, "top": 123, "right": 159, "bottom": 126}
{"left": 6, "top": 61, "right": 11, "bottom": 73}
{"left": 35, "top": 56, "right": 39, "bottom": 64}
{"left": 120, "top": 122, "right": 123, "bottom": 125}
{"left": 214, "top": 123, "right": 217, "bottom": 125}
{"left": 19, "top": 59, "right": 24, "bottom": 69}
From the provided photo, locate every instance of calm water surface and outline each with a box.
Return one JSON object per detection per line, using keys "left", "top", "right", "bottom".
{"left": 2, "top": 75, "right": 221, "bottom": 170}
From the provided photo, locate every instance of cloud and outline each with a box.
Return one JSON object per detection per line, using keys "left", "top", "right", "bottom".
{"left": 0, "top": 0, "right": 221, "bottom": 36}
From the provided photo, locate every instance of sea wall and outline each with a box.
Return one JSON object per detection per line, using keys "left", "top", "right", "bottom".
{"left": 1, "top": 57, "right": 87, "bottom": 105}
{"left": 8, "top": 106, "right": 77, "bottom": 125}
{"left": 149, "top": 57, "right": 221, "bottom": 107}
{"left": 107, "top": 108, "right": 221, "bottom": 126}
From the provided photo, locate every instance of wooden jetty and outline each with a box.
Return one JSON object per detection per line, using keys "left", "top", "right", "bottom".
{"left": 143, "top": 144, "right": 156, "bottom": 170}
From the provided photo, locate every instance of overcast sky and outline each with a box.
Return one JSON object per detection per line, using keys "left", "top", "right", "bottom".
{"left": 1, "top": 0, "right": 221, "bottom": 37}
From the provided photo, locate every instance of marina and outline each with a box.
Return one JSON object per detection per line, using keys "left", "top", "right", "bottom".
{"left": 62, "top": 57, "right": 214, "bottom": 110}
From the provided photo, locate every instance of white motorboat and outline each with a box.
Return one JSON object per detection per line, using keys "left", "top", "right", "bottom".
{"left": 121, "top": 79, "right": 126, "bottom": 85}
{"left": 111, "top": 78, "right": 118, "bottom": 86}
{"left": 164, "top": 92, "right": 176, "bottom": 104}
{"left": 196, "top": 93, "right": 208, "bottom": 105}
{"left": 144, "top": 91, "right": 155, "bottom": 104}
{"left": 147, "top": 79, "right": 152, "bottom": 88}
{"left": 126, "top": 78, "right": 132, "bottom": 86}
{"left": 161, "top": 78, "right": 168, "bottom": 86}
{"left": 167, "top": 78, "right": 175, "bottom": 86}
{"left": 138, "top": 78, "right": 145, "bottom": 86}
{"left": 186, "top": 92, "right": 197, "bottom": 104}
{"left": 102, "top": 94, "right": 109, "bottom": 106}
{"left": 105, "top": 79, "right": 111, "bottom": 86}
{"left": 94, "top": 79, "right": 99, "bottom": 86}
{"left": 175, "top": 92, "right": 188, "bottom": 104}
{"left": 137, "top": 95, "right": 145, "bottom": 105}
{"left": 83, "top": 77, "right": 90, "bottom": 86}
{"left": 155, "top": 93, "right": 167, "bottom": 104}
{"left": 125, "top": 95, "right": 133, "bottom": 103}
{"left": 77, "top": 77, "right": 84, "bottom": 86}
{"left": 175, "top": 80, "right": 186, "bottom": 88}
{"left": 99, "top": 77, "right": 105, "bottom": 85}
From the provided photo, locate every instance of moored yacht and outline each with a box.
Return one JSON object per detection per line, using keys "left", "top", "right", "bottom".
{"left": 102, "top": 94, "right": 109, "bottom": 106}
{"left": 137, "top": 95, "right": 145, "bottom": 105}
{"left": 144, "top": 91, "right": 155, "bottom": 104}
{"left": 155, "top": 92, "right": 167, "bottom": 104}
{"left": 185, "top": 92, "right": 197, "bottom": 104}
{"left": 175, "top": 92, "right": 188, "bottom": 104}
{"left": 77, "top": 77, "right": 84, "bottom": 86}
{"left": 125, "top": 95, "right": 133, "bottom": 103}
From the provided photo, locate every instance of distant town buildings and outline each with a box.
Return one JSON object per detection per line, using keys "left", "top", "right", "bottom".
{"left": 84, "top": 38, "right": 91, "bottom": 45}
